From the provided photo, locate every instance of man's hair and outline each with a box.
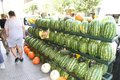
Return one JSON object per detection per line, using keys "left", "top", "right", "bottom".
{"left": 8, "top": 11, "right": 16, "bottom": 16}
{"left": 1, "top": 14, "right": 7, "bottom": 19}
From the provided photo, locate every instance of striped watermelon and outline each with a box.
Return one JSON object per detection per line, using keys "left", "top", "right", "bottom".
{"left": 50, "top": 19, "right": 56, "bottom": 29}
{"left": 98, "top": 64, "right": 108, "bottom": 75}
{"left": 74, "top": 62, "right": 89, "bottom": 78}
{"left": 65, "top": 19, "right": 73, "bottom": 31}
{"left": 65, "top": 58, "right": 78, "bottom": 72}
{"left": 98, "top": 42, "right": 117, "bottom": 61}
{"left": 101, "top": 21, "right": 116, "bottom": 39}
{"left": 88, "top": 40, "right": 100, "bottom": 57}
{"left": 78, "top": 38, "right": 89, "bottom": 53}
{"left": 80, "top": 20, "right": 89, "bottom": 34}
{"left": 89, "top": 19, "right": 101, "bottom": 36}
{"left": 85, "top": 65, "right": 102, "bottom": 80}
{"left": 72, "top": 20, "right": 81, "bottom": 33}
{"left": 59, "top": 20, "right": 65, "bottom": 30}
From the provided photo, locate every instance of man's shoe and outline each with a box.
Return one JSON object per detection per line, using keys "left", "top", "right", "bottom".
{"left": 0, "top": 63, "right": 5, "bottom": 69}
{"left": 19, "top": 58, "right": 23, "bottom": 62}
{"left": 15, "top": 57, "right": 19, "bottom": 63}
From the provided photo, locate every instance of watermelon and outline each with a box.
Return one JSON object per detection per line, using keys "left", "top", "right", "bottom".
{"left": 25, "top": 36, "right": 31, "bottom": 43}
{"left": 49, "top": 50, "right": 58, "bottom": 60}
{"left": 59, "top": 55, "right": 70, "bottom": 67}
{"left": 85, "top": 65, "right": 102, "bottom": 80}
{"left": 50, "top": 19, "right": 56, "bottom": 29}
{"left": 59, "top": 20, "right": 65, "bottom": 30}
{"left": 66, "top": 58, "right": 78, "bottom": 72}
{"left": 98, "top": 64, "right": 108, "bottom": 75}
{"left": 80, "top": 20, "right": 89, "bottom": 34}
{"left": 32, "top": 39, "right": 40, "bottom": 49}
{"left": 37, "top": 19, "right": 43, "bottom": 27}
{"left": 72, "top": 20, "right": 81, "bottom": 33}
{"left": 35, "top": 19, "right": 39, "bottom": 27}
{"left": 98, "top": 42, "right": 117, "bottom": 61}
{"left": 78, "top": 38, "right": 89, "bottom": 53}
{"left": 89, "top": 19, "right": 101, "bottom": 36}
{"left": 54, "top": 20, "right": 60, "bottom": 30}
{"left": 101, "top": 21, "right": 116, "bottom": 39}
{"left": 65, "top": 19, "right": 73, "bottom": 31}
{"left": 88, "top": 40, "right": 100, "bottom": 57}
{"left": 70, "top": 36, "right": 79, "bottom": 50}
{"left": 74, "top": 62, "right": 89, "bottom": 78}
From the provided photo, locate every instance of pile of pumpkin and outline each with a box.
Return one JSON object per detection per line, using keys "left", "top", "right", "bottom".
{"left": 24, "top": 45, "right": 40, "bottom": 65}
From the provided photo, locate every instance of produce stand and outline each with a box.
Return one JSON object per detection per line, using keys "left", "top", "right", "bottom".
{"left": 25, "top": 17, "right": 119, "bottom": 80}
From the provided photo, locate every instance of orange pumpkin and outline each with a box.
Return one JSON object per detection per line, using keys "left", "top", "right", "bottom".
{"left": 24, "top": 45, "right": 28, "bottom": 49}
{"left": 24, "top": 46, "right": 27, "bottom": 51}
{"left": 75, "top": 14, "right": 84, "bottom": 21}
{"left": 28, "top": 51, "right": 35, "bottom": 59}
{"left": 57, "top": 77, "right": 67, "bottom": 80}
{"left": 24, "top": 48, "right": 30, "bottom": 55}
{"left": 32, "top": 57, "right": 40, "bottom": 65}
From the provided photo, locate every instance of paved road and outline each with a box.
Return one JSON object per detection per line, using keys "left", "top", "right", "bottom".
{"left": 0, "top": 41, "right": 50, "bottom": 80}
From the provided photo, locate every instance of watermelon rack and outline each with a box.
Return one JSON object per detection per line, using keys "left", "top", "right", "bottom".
{"left": 41, "top": 39, "right": 113, "bottom": 66}
{"left": 39, "top": 26, "right": 118, "bottom": 43}
{"left": 25, "top": 41, "right": 113, "bottom": 80}
{"left": 27, "top": 25, "right": 117, "bottom": 80}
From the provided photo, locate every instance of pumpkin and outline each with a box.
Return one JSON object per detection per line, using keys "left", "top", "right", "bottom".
{"left": 24, "top": 48, "right": 30, "bottom": 55}
{"left": 24, "top": 45, "right": 28, "bottom": 49}
{"left": 28, "top": 51, "right": 35, "bottom": 59}
{"left": 57, "top": 77, "right": 67, "bottom": 80}
{"left": 50, "top": 70, "right": 60, "bottom": 80}
{"left": 41, "top": 63, "right": 51, "bottom": 73}
{"left": 75, "top": 14, "right": 84, "bottom": 21}
{"left": 32, "top": 57, "right": 40, "bottom": 65}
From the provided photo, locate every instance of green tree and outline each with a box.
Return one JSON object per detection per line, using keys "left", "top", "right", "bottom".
{"left": 53, "top": 0, "right": 76, "bottom": 14}
{"left": 75, "top": 0, "right": 101, "bottom": 14}
{"left": 53, "top": 0, "right": 101, "bottom": 15}
{"left": 25, "top": 4, "right": 38, "bottom": 15}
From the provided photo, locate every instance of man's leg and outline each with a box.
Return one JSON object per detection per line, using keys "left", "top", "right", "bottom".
{"left": 17, "top": 46, "right": 23, "bottom": 62}
{"left": 10, "top": 47, "right": 19, "bottom": 63}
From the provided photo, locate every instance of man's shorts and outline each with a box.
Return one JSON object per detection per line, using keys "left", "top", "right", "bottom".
{"left": 8, "top": 38, "right": 23, "bottom": 47}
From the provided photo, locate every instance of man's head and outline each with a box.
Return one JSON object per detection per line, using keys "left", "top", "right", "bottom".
{"left": 1, "top": 14, "right": 7, "bottom": 19}
{"left": 8, "top": 11, "right": 16, "bottom": 17}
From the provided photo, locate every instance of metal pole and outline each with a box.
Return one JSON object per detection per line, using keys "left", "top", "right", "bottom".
{"left": 1, "top": 0, "right": 4, "bottom": 13}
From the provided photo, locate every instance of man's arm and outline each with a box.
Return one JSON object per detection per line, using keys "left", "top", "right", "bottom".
{"left": 4, "top": 20, "right": 9, "bottom": 37}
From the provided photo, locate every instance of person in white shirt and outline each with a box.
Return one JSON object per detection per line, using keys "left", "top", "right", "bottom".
{"left": 5, "top": 11, "right": 25, "bottom": 63}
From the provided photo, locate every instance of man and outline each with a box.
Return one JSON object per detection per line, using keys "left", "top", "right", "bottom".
{"left": 5, "top": 11, "right": 25, "bottom": 63}
{"left": 0, "top": 14, "right": 9, "bottom": 55}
